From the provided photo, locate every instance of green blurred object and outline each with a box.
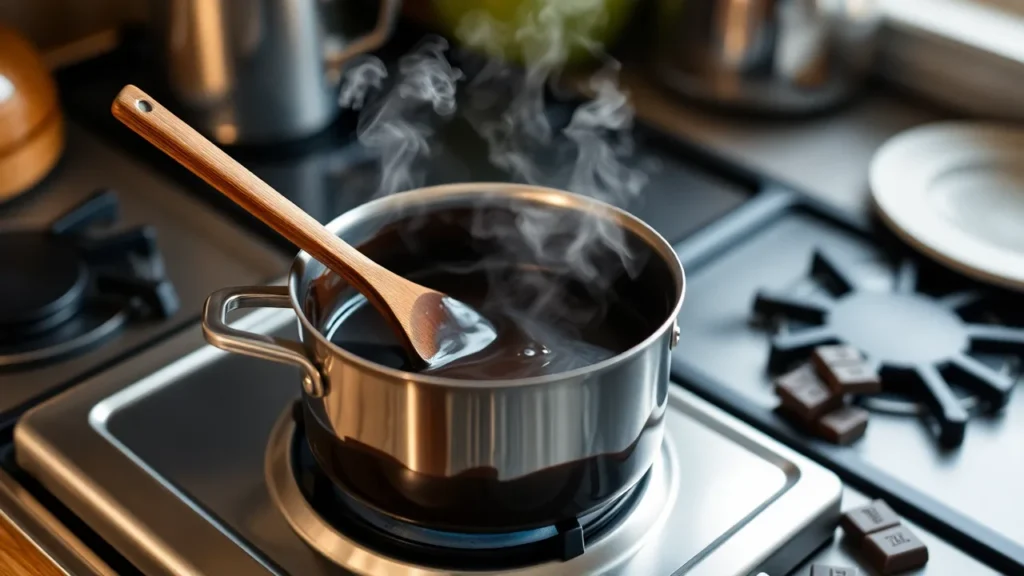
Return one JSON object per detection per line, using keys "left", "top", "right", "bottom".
{"left": 431, "top": 0, "right": 636, "bottom": 66}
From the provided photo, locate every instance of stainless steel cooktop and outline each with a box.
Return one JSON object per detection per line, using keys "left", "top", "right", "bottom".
{"left": 15, "top": 306, "right": 841, "bottom": 575}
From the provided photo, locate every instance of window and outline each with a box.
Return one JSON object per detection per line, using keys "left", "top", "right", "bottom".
{"left": 878, "top": 0, "right": 1024, "bottom": 119}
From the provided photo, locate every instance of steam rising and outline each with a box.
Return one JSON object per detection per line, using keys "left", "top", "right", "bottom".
{"left": 341, "top": 38, "right": 463, "bottom": 197}
{"left": 337, "top": 7, "right": 648, "bottom": 276}
{"left": 337, "top": 3, "right": 654, "bottom": 369}
{"left": 337, "top": 57, "right": 387, "bottom": 110}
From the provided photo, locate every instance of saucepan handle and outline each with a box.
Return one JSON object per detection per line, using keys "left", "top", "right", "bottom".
{"left": 202, "top": 286, "right": 325, "bottom": 398}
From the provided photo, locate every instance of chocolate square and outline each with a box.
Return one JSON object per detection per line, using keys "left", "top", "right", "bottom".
{"left": 863, "top": 525, "right": 929, "bottom": 574}
{"left": 840, "top": 499, "right": 901, "bottom": 542}
{"left": 812, "top": 345, "right": 863, "bottom": 368}
{"left": 775, "top": 364, "right": 842, "bottom": 422}
{"left": 818, "top": 362, "right": 882, "bottom": 395}
{"left": 816, "top": 405, "right": 869, "bottom": 445}
{"left": 810, "top": 565, "right": 858, "bottom": 576}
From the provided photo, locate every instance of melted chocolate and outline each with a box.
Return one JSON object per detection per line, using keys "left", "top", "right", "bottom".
{"left": 303, "top": 402, "right": 664, "bottom": 532}
{"left": 328, "top": 262, "right": 652, "bottom": 379}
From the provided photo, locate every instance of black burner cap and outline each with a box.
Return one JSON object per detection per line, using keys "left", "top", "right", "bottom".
{"left": 0, "top": 232, "right": 87, "bottom": 327}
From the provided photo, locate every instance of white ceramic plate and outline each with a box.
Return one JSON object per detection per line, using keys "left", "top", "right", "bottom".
{"left": 870, "top": 122, "right": 1024, "bottom": 291}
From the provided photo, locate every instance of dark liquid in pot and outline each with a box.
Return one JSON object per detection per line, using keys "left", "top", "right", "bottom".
{"left": 303, "top": 402, "right": 666, "bottom": 532}
{"left": 328, "top": 263, "right": 653, "bottom": 379}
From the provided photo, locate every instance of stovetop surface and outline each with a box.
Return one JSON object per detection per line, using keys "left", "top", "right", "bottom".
{"left": 0, "top": 123, "right": 288, "bottom": 424}
{"left": 14, "top": 307, "right": 840, "bottom": 575}
{"left": 672, "top": 191, "right": 1024, "bottom": 572}
{"left": 3, "top": 22, "right": 1020, "bottom": 576}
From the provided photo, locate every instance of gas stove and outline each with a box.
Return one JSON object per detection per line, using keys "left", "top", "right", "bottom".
{"left": 0, "top": 189, "right": 178, "bottom": 370}
{"left": 754, "top": 248, "right": 1020, "bottom": 447}
{"left": 0, "top": 25, "right": 1016, "bottom": 576}
{"left": 672, "top": 189, "right": 1024, "bottom": 572}
{"left": 0, "top": 122, "right": 287, "bottom": 428}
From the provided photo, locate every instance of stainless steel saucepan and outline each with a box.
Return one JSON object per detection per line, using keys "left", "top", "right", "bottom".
{"left": 201, "top": 183, "right": 685, "bottom": 532}
{"left": 651, "top": 0, "right": 882, "bottom": 115}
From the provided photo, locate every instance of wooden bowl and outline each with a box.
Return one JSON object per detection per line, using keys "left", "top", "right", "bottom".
{"left": 0, "top": 25, "right": 64, "bottom": 202}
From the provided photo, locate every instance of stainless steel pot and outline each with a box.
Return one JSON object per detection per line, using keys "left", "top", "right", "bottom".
{"left": 201, "top": 183, "right": 685, "bottom": 531}
{"left": 650, "top": 0, "right": 882, "bottom": 115}
{"left": 150, "top": 0, "right": 399, "bottom": 144}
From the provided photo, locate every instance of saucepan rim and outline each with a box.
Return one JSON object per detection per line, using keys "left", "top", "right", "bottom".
{"left": 288, "top": 182, "right": 686, "bottom": 388}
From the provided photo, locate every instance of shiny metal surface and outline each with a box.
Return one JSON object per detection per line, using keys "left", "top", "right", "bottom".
{"left": 202, "top": 183, "right": 686, "bottom": 482}
{"left": 17, "top": 310, "right": 291, "bottom": 576}
{"left": 203, "top": 285, "right": 324, "bottom": 397}
{"left": 651, "top": 0, "right": 882, "bottom": 115}
{"left": 15, "top": 307, "right": 841, "bottom": 575}
{"left": 151, "top": 0, "right": 399, "bottom": 144}
{"left": 0, "top": 122, "right": 289, "bottom": 418}
{"left": 264, "top": 406, "right": 680, "bottom": 574}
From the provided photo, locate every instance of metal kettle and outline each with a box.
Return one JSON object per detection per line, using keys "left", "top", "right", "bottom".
{"left": 650, "top": 0, "right": 881, "bottom": 115}
{"left": 151, "top": 0, "right": 399, "bottom": 145}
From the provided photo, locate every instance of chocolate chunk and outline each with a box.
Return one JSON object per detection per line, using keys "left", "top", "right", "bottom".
{"left": 818, "top": 362, "right": 882, "bottom": 395}
{"left": 816, "top": 405, "right": 869, "bottom": 445}
{"left": 810, "top": 345, "right": 881, "bottom": 394}
{"left": 775, "top": 364, "right": 842, "bottom": 422}
{"left": 863, "top": 525, "right": 929, "bottom": 574}
{"left": 810, "top": 565, "right": 858, "bottom": 576}
{"left": 840, "top": 499, "right": 901, "bottom": 542}
{"left": 812, "top": 345, "right": 863, "bottom": 368}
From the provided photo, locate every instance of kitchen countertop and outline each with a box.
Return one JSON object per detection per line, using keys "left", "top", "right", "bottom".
{"left": 1, "top": 511, "right": 64, "bottom": 576}
{"left": 622, "top": 71, "right": 948, "bottom": 215}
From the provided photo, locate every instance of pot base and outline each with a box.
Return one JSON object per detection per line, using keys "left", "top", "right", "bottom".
{"left": 268, "top": 401, "right": 655, "bottom": 570}
{"left": 300, "top": 401, "right": 662, "bottom": 534}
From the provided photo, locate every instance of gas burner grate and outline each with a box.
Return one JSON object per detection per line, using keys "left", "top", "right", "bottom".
{"left": 0, "top": 189, "right": 179, "bottom": 368}
{"left": 753, "top": 249, "right": 1024, "bottom": 447}
{"left": 285, "top": 402, "right": 646, "bottom": 570}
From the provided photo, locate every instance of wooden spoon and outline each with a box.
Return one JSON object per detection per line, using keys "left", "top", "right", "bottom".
{"left": 111, "top": 84, "right": 496, "bottom": 370}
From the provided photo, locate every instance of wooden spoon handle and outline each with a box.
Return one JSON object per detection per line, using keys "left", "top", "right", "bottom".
{"left": 111, "top": 84, "right": 384, "bottom": 292}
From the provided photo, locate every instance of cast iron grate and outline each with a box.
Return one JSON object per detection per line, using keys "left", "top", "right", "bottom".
{"left": 753, "top": 248, "right": 1024, "bottom": 447}
{"left": 0, "top": 189, "right": 179, "bottom": 368}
